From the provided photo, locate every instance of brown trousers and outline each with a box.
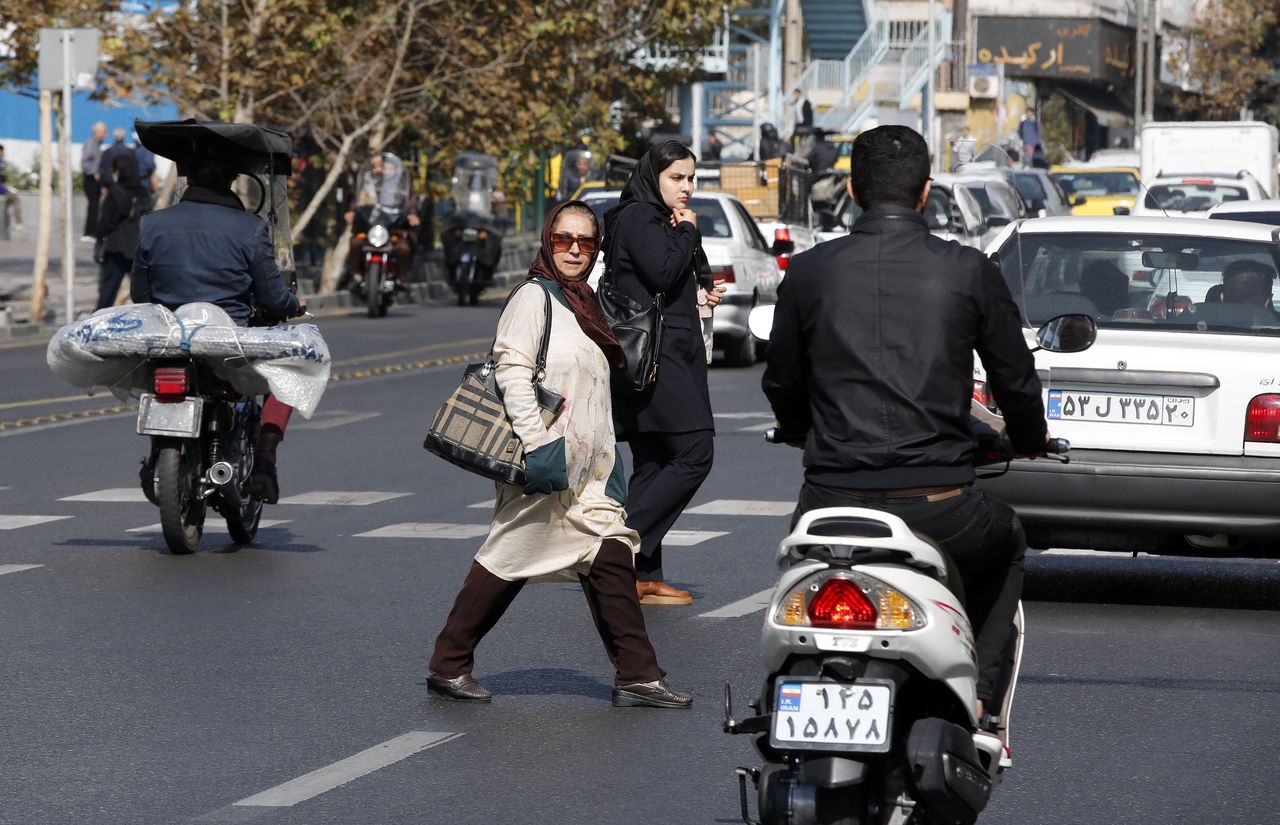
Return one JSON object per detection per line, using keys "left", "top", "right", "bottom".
{"left": 428, "top": 539, "right": 664, "bottom": 685}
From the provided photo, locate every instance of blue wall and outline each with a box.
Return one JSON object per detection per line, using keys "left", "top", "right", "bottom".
{"left": 0, "top": 90, "right": 177, "bottom": 141}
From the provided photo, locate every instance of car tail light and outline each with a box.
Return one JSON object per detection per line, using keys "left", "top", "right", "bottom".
{"left": 1182, "top": 179, "right": 1214, "bottom": 185}
{"left": 710, "top": 264, "right": 736, "bottom": 284}
{"left": 774, "top": 227, "right": 792, "bottom": 271}
{"left": 153, "top": 367, "right": 190, "bottom": 401}
{"left": 1150, "top": 295, "right": 1192, "bottom": 319}
{"left": 1245, "top": 395, "right": 1280, "bottom": 443}
{"left": 972, "top": 380, "right": 999, "bottom": 414}
{"left": 773, "top": 571, "right": 926, "bottom": 631}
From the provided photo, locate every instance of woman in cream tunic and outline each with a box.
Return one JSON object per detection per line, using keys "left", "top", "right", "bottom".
{"left": 427, "top": 201, "right": 692, "bottom": 709}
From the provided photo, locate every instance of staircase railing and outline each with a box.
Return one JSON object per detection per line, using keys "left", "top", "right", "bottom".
{"left": 896, "top": 11, "right": 953, "bottom": 109}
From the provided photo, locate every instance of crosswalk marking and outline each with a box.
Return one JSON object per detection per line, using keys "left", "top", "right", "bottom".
{"left": 0, "top": 515, "right": 73, "bottom": 530}
{"left": 467, "top": 499, "right": 496, "bottom": 509}
{"left": 353, "top": 522, "right": 489, "bottom": 540}
{"left": 294, "top": 411, "right": 382, "bottom": 430}
{"left": 684, "top": 499, "right": 794, "bottom": 517}
{"left": 714, "top": 411, "right": 776, "bottom": 420}
{"left": 0, "top": 564, "right": 44, "bottom": 577}
{"left": 698, "top": 588, "right": 775, "bottom": 618}
{"left": 59, "top": 488, "right": 148, "bottom": 503}
{"left": 276, "top": 491, "right": 412, "bottom": 506}
{"left": 127, "top": 519, "right": 292, "bottom": 534}
{"left": 665, "top": 529, "right": 729, "bottom": 546}
{"left": 230, "top": 731, "right": 463, "bottom": 808}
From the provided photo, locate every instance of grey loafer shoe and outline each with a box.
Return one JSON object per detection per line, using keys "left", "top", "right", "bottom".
{"left": 612, "top": 678, "right": 693, "bottom": 709}
{"left": 427, "top": 673, "right": 492, "bottom": 703}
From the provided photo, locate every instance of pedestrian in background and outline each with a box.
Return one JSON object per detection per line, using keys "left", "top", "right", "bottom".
{"left": 604, "top": 141, "right": 724, "bottom": 605}
{"left": 428, "top": 201, "right": 692, "bottom": 709}
{"left": 759, "top": 123, "right": 785, "bottom": 161}
{"left": 1018, "top": 108, "right": 1043, "bottom": 169}
{"left": 704, "top": 131, "right": 722, "bottom": 161}
{"left": 99, "top": 127, "right": 132, "bottom": 182}
{"left": 0, "top": 144, "right": 24, "bottom": 234}
{"left": 93, "top": 154, "right": 149, "bottom": 310}
{"left": 792, "top": 88, "right": 814, "bottom": 131}
{"left": 954, "top": 125, "right": 977, "bottom": 168}
{"left": 133, "top": 133, "right": 157, "bottom": 196}
{"left": 81, "top": 121, "right": 107, "bottom": 241}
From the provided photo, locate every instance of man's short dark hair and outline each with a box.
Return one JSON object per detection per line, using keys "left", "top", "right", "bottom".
{"left": 187, "top": 157, "right": 237, "bottom": 190}
{"left": 1222, "top": 259, "right": 1277, "bottom": 306}
{"left": 849, "top": 125, "right": 931, "bottom": 209}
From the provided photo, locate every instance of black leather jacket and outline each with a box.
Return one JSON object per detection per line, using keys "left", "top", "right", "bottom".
{"left": 762, "top": 204, "right": 1046, "bottom": 489}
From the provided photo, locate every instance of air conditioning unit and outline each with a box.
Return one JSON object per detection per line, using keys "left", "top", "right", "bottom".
{"left": 968, "top": 75, "right": 998, "bottom": 99}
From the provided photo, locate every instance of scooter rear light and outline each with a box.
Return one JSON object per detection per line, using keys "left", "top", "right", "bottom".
{"left": 153, "top": 367, "right": 189, "bottom": 401}
{"left": 808, "top": 578, "right": 877, "bottom": 628}
{"left": 1245, "top": 394, "right": 1280, "bottom": 443}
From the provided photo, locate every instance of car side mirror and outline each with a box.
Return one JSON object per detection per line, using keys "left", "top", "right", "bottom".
{"left": 1112, "top": 205, "right": 1131, "bottom": 216}
{"left": 1070, "top": 196, "right": 1088, "bottom": 207}
{"left": 1034, "top": 313, "right": 1097, "bottom": 353}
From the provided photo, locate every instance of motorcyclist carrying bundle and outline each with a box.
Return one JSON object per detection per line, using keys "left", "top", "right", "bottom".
{"left": 132, "top": 155, "right": 306, "bottom": 503}
{"left": 761, "top": 125, "right": 1050, "bottom": 737}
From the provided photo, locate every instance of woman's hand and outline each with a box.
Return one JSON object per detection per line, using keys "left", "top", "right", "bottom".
{"left": 670, "top": 207, "right": 696, "bottom": 227}
{"left": 523, "top": 437, "right": 569, "bottom": 495}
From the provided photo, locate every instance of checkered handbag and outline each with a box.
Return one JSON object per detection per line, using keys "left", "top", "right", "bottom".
{"left": 423, "top": 282, "right": 565, "bottom": 485}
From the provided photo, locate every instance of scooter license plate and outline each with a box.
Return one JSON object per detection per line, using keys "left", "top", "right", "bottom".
{"left": 136, "top": 394, "right": 203, "bottom": 437}
{"left": 769, "top": 678, "right": 894, "bottom": 753}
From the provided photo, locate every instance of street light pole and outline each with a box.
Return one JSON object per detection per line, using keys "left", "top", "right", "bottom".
{"left": 61, "top": 29, "right": 75, "bottom": 323}
{"left": 924, "top": 0, "right": 936, "bottom": 149}
{"left": 1144, "top": 0, "right": 1157, "bottom": 123}
{"left": 1134, "top": 0, "right": 1145, "bottom": 133}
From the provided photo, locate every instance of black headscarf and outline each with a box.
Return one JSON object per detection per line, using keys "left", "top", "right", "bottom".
{"left": 603, "top": 141, "right": 713, "bottom": 289}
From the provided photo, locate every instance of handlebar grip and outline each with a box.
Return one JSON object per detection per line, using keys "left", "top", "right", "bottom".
{"left": 1045, "top": 437, "right": 1070, "bottom": 454}
{"left": 764, "top": 427, "right": 782, "bottom": 444}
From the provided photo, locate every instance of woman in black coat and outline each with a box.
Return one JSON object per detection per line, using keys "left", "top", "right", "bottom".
{"left": 94, "top": 153, "right": 149, "bottom": 310}
{"left": 603, "top": 141, "right": 724, "bottom": 605}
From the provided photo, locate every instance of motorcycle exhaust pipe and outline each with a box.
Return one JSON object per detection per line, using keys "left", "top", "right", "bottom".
{"left": 208, "top": 461, "right": 235, "bottom": 486}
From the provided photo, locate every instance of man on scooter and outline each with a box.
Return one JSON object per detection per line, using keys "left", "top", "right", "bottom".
{"left": 132, "top": 155, "right": 306, "bottom": 503}
{"left": 761, "top": 125, "right": 1048, "bottom": 732}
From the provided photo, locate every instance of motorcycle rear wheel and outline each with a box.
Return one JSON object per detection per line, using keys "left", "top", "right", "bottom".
{"left": 366, "top": 261, "right": 384, "bottom": 318}
{"left": 157, "top": 439, "right": 206, "bottom": 554}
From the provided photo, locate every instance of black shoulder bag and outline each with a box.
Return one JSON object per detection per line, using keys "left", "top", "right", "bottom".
{"left": 596, "top": 216, "right": 664, "bottom": 394}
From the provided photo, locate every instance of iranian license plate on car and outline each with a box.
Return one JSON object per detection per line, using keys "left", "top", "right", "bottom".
{"left": 136, "top": 394, "right": 204, "bottom": 437}
{"left": 1047, "top": 389, "right": 1194, "bottom": 427}
{"left": 769, "top": 678, "right": 893, "bottom": 753}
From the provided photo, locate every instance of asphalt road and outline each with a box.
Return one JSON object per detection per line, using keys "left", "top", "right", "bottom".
{"left": 2, "top": 299, "right": 1278, "bottom": 824}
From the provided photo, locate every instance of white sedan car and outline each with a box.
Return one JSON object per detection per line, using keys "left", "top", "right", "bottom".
{"left": 975, "top": 216, "right": 1280, "bottom": 555}
{"left": 580, "top": 189, "right": 782, "bottom": 366}
{"left": 1130, "top": 172, "right": 1270, "bottom": 217}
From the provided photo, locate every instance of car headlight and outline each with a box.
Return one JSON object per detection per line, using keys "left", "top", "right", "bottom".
{"left": 367, "top": 224, "right": 390, "bottom": 247}
{"left": 462, "top": 227, "right": 480, "bottom": 241}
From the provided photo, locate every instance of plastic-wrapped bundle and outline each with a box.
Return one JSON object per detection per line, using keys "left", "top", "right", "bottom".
{"left": 47, "top": 303, "right": 331, "bottom": 417}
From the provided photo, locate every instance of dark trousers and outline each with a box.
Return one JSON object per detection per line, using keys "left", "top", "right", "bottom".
{"left": 793, "top": 482, "right": 1026, "bottom": 705}
{"left": 95, "top": 251, "right": 130, "bottom": 310}
{"left": 428, "top": 539, "right": 664, "bottom": 686}
{"left": 83, "top": 176, "right": 100, "bottom": 237}
{"left": 625, "top": 430, "right": 714, "bottom": 582}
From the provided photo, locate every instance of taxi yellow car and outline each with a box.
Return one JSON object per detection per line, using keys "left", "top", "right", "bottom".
{"left": 832, "top": 134, "right": 854, "bottom": 173}
{"left": 1048, "top": 166, "right": 1140, "bottom": 216}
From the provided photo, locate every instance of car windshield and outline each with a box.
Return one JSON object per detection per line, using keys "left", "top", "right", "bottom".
{"left": 958, "top": 182, "right": 1019, "bottom": 221}
{"left": 1144, "top": 183, "right": 1248, "bottom": 213}
{"left": 583, "top": 195, "right": 733, "bottom": 238}
{"left": 1011, "top": 173, "right": 1047, "bottom": 202}
{"left": 997, "top": 231, "right": 1280, "bottom": 335}
{"left": 1053, "top": 171, "right": 1138, "bottom": 197}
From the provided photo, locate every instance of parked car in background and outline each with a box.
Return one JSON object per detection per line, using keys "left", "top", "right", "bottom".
{"left": 959, "top": 161, "right": 1073, "bottom": 217}
{"left": 1131, "top": 172, "right": 1270, "bottom": 218}
{"left": 1050, "top": 165, "right": 1141, "bottom": 215}
{"left": 1207, "top": 198, "right": 1280, "bottom": 227}
{"left": 579, "top": 188, "right": 781, "bottom": 367}
{"left": 1134, "top": 121, "right": 1279, "bottom": 217}
{"left": 977, "top": 215, "right": 1280, "bottom": 556}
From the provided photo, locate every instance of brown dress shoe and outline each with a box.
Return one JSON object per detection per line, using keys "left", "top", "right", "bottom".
{"left": 427, "top": 673, "right": 492, "bottom": 702}
{"left": 636, "top": 580, "right": 692, "bottom": 605}
{"left": 612, "top": 678, "right": 693, "bottom": 708}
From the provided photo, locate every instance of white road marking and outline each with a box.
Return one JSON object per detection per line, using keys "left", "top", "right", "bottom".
{"left": 127, "top": 519, "right": 292, "bottom": 534}
{"left": 698, "top": 588, "right": 775, "bottom": 618}
{"left": 294, "top": 411, "right": 382, "bottom": 430}
{"left": 59, "top": 488, "right": 149, "bottom": 503}
{"left": 0, "top": 564, "right": 44, "bottom": 577}
{"left": 276, "top": 491, "right": 411, "bottom": 506}
{"left": 353, "top": 522, "right": 489, "bottom": 540}
{"left": 467, "top": 499, "right": 496, "bottom": 509}
{"left": 736, "top": 424, "right": 774, "bottom": 434}
{"left": 714, "top": 411, "right": 776, "bottom": 420}
{"left": 664, "top": 529, "right": 729, "bottom": 546}
{"left": 684, "top": 499, "right": 794, "bottom": 517}
{"left": 0, "top": 515, "right": 73, "bottom": 530}
{"left": 231, "top": 731, "right": 462, "bottom": 808}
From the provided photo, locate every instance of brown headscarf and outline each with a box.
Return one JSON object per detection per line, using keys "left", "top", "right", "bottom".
{"left": 527, "top": 200, "right": 626, "bottom": 369}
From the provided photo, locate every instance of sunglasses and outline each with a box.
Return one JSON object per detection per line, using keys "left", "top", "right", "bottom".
{"left": 550, "top": 232, "right": 598, "bottom": 254}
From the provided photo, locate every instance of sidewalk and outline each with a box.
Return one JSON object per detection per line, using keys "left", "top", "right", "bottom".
{"left": 0, "top": 192, "right": 100, "bottom": 328}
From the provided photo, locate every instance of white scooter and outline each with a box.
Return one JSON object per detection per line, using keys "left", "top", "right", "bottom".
{"left": 725, "top": 312, "right": 1096, "bottom": 825}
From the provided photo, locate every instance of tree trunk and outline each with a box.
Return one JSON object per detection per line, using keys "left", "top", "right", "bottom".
{"left": 31, "top": 90, "right": 54, "bottom": 324}
{"left": 57, "top": 93, "right": 74, "bottom": 322}
{"left": 319, "top": 224, "right": 351, "bottom": 293}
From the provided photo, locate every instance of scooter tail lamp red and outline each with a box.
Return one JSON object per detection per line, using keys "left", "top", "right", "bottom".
{"left": 153, "top": 367, "right": 190, "bottom": 402}
{"left": 807, "top": 577, "right": 878, "bottom": 629}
